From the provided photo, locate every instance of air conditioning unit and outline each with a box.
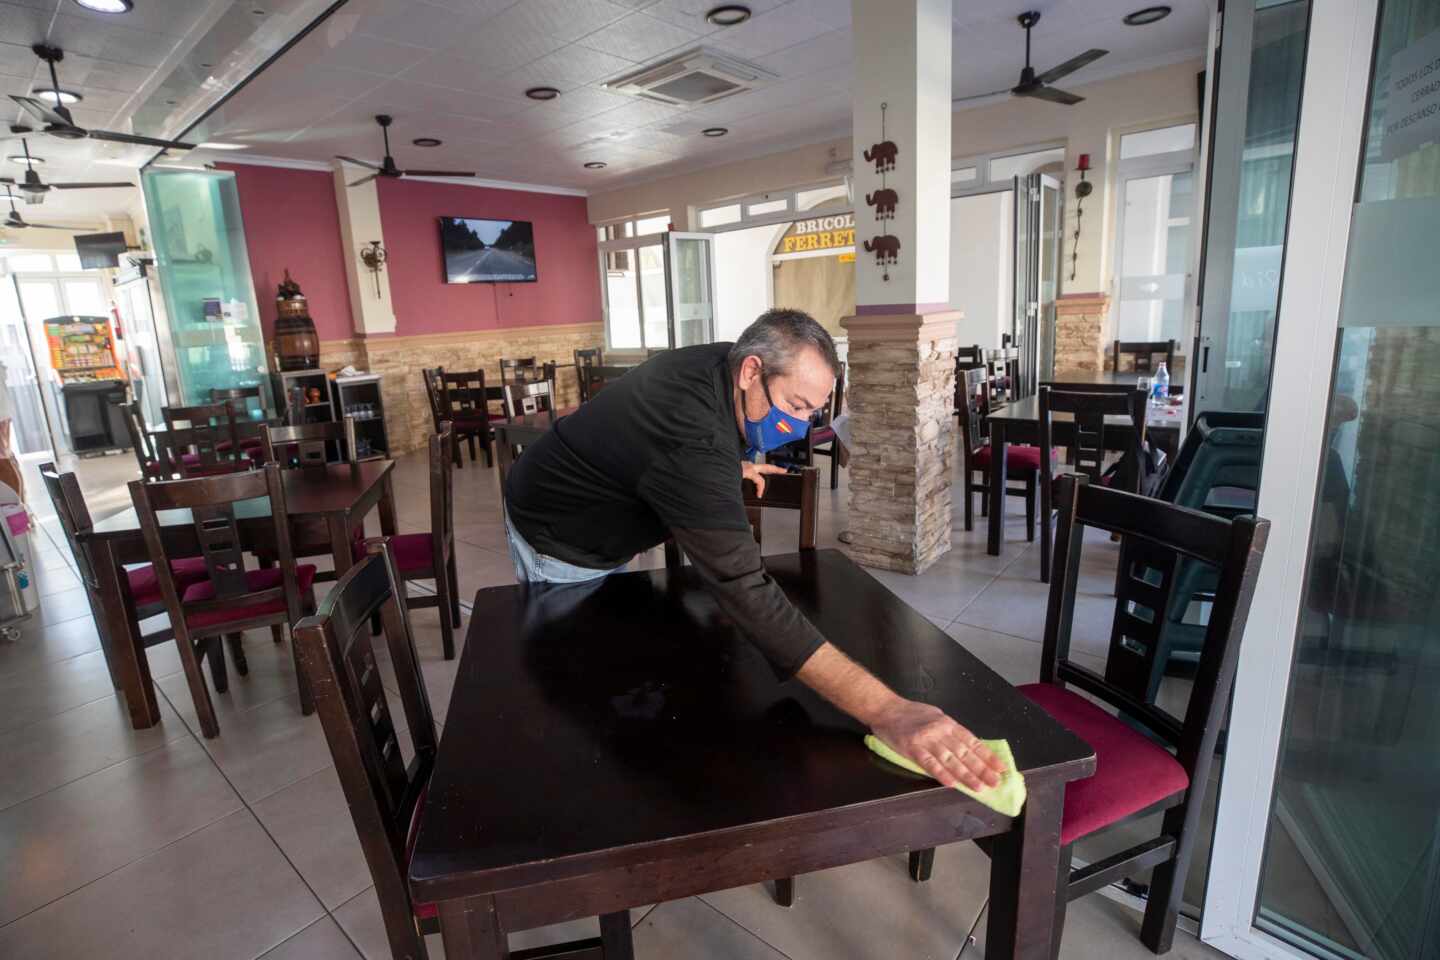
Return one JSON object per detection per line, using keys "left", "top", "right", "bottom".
{"left": 604, "top": 47, "right": 779, "bottom": 106}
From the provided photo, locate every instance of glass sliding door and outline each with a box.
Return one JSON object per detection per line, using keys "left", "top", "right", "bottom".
{"left": 665, "top": 233, "right": 716, "bottom": 348}
{"left": 599, "top": 232, "right": 716, "bottom": 352}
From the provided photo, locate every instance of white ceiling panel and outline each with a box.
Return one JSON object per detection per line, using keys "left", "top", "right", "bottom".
{"left": 328, "top": 0, "right": 486, "bottom": 52}
{"left": 642, "top": 0, "right": 786, "bottom": 34}
{"left": 492, "top": 44, "right": 637, "bottom": 98}
{"left": 305, "top": 32, "right": 435, "bottom": 77}
{"left": 365, "top": 78, "right": 531, "bottom": 122}
{"left": 709, "top": 0, "right": 849, "bottom": 60}
{"left": 576, "top": 12, "right": 703, "bottom": 64}
{"left": 755, "top": 27, "right": 851, "bottom": 79}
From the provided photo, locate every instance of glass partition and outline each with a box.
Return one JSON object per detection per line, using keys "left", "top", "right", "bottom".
{"left": 141, "top": 169, "right": 268, "bottom": 407}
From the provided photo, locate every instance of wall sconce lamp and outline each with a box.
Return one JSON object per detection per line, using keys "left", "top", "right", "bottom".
{"left": 359, "top": 240, "right": 388, "bottom": 299}
{"left": 1069, "top": 153, "right": 1092, "bottom": 283}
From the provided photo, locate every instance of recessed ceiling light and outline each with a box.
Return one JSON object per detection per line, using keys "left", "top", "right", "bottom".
{"left": 583, "top": 161, "right": 607, "bottom": 169}
{"left": 706, "top": 4, "right": 751, "bottom": 26}
{"left": 412, "top": 137, "right": 442, "bottom": 147}
{"left": 198, "top": 142, "right": 247, "bottom": 150}
{"left": 7, "top": 155, "right": 45, "bottom": 165}
{"left": 1123, "top": 6, "right": 1172, "bottom": 25}
{"left": 34, "top": 89, "right": 83, "bottom": 105}
{"left": 526, "top": 86, "right": 561, "bottom": 101}
{"left": 72, "top": 0, "right": 133, "bottom": 12}
{"left": 702, "top": 127, "right": 728, "bottom": 137}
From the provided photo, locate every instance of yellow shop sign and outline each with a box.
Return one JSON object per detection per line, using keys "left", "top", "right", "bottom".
{"left": 779, "top": 213, "right": 855, "bottom": 254}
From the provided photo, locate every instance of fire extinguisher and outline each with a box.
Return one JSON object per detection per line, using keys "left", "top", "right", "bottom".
{"left": 110, "top": 302, "right": 124, "bottom": 341}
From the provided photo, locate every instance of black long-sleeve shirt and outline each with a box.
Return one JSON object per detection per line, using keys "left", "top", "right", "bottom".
{"left": 504, "top": 344, "right": 826, "bottom": 678}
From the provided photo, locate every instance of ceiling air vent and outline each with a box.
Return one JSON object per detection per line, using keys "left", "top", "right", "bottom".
{"left": 604, "top": 47, "right": 779, "bottom": 106}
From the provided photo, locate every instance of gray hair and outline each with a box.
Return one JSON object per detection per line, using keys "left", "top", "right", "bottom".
{"left": 728, "top": 308, "right": 841, "bottom": 380}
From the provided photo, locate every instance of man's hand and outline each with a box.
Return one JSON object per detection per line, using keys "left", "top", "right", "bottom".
{"left": 868, "top": 698, "right": 1005, "bottom": 792}
{"left": 740, "top": 460, "right": 789, "bottom": 498}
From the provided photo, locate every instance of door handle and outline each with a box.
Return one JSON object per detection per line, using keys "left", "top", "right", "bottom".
{"left": 1201, "top": 343, "right": 1211, "bottom": 373}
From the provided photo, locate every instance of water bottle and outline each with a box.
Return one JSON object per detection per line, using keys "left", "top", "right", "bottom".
{"left": 1152, "top": 363, "right": 1170, "bottom": 404}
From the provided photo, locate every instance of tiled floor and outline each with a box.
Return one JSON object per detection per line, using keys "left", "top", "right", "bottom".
{"left": 0, "top": 444, "right": 1234, "bottom": 960}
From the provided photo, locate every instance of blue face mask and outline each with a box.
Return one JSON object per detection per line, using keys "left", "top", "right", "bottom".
{"left": 743, "top": 374, "right": 810, "bottom": 459}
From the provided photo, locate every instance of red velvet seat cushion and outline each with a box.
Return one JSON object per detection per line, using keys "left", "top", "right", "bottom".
{"left": 360, "top": 532, "right": 435, "bottom": 573}
{"left": 127, "top": 557, "right": 211, "bottom": 607}
{"left": 405, "top": 783, "right": 438, "bottom": 920}
{"left": 970, "top": 443, "right": 1048, "bottom": 472}
{"left": 181, "top": 564, "right": 317, "bottom": 628}
{"left": 811, "top": 425, "right": 836, "bottom": 445}
{"left": 1018, "top": 682, "right": 1189, "bottom": 845}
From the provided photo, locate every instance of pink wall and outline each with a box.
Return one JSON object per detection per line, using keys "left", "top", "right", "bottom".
{"left": 375, "top": 177, "right": 600, "bottom": 335}
{"left": 221, "top": 162, "right": 354, "bottom": 342}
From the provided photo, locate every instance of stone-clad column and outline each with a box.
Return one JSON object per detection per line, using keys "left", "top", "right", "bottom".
{"left": 843, "top": 0, "right": 956, "bottom": 574}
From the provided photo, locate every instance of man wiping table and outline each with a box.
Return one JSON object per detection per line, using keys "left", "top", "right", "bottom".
{"left": 504, "top": 309, "right": 1005, "bottom": 793}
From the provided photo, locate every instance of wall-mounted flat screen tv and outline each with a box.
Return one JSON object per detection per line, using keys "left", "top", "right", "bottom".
{"left": 73, "top": 231, "right": 127, "bottom": 270}
{"left": 439, "top": 217, "right": 537, "bottom": 283}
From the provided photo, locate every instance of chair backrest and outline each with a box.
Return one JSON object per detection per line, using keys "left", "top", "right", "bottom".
{"left": 292, "top": 540, "right": 439, "bottom": 958}
{"left": 261, "top": 417, "right": 358, "bottom": 468}
{"left": 428, "top": 423, "right": 455, "bottom": 559}
{"left": 151, "top": 424, "right": 235, "bottom": 477}
{"left": 956, "top": 366, "right": 989, "bottom": 456}
{"left": 986, "top": 347, "right": 1022, "bottom": 403}
{"left": 1113, "top": 339, "right": 1176, "bottom": 374}
{"left": 164, "top": 401, "right": 239, "bottom": 458}
{"left": 574, "top": 347, "right": 603, "bottom": 368}
{"left": 955, "top": 343, "right": 984, "bottom": 369}
{"left": 210, "top": 384, "right": 263, "bottom": 420}
{"left": 129, "top": 463, "right": 306, "bottom": 635}
{"left": 742, "top": 467, "right": 819, "bottom": 550}
{"left": 499, "top": 357, "right": 539, "bottom": 385}
{"left": 502, "top": 379, "right": 556, "bottom": 420}
{"left": 421, "top": 367, "right": 446, "bottom": 433}
{"left": 1042, "top": 475, "right": 1268, "bottom": 777}
{"left": 38, "top": 463, "right": 99, "bottom": 591}
{"left": 1158, "top": 411, "right": 1265, "bottom": 516}
{"left": 439, "top": 369, "right": 488, "bottom": 422}
{"left": 119, "top": 402, "right": 163, "bottom": 479}
{"left": 1038, "top": 385, "right": 1144, "bottom": 485}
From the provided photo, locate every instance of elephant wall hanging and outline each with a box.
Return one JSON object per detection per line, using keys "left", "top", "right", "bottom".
{"left": 863, "top": 235, "right": 901, "bottom": 265}
{"left": 865, "top": 188, "right": 898, "bottom": 220}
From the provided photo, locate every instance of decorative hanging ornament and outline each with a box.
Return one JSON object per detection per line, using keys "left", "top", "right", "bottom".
{"left": 359, "top": 240, "right": 388, "bottom": 299}
{"left": 862, "top": 102, "right": 901, "bottom": 281}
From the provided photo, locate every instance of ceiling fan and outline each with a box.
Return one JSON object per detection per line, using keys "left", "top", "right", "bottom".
{"left": 337, "top": 115, "right": 475, "bottom": 188}
{"left": 953, "top": 11, "right": 1108, "bottom": 107}
{"left": 10, "top": 45, "right": 196, "bottom": 150}
{"left": 1, "top": 137, "right": 134, "bottom": 204}
{"left": 2, "top": 187, "right": 95, "bottom": 231}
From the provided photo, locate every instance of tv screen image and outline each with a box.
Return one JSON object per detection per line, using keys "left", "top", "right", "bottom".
{"left": 73, "top": 231, "right": 127, "bottom": 270}
{"left": 439, "top": 217, "right": 537, "bottom": 283}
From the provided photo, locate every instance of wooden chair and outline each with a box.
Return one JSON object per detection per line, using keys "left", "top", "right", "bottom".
{"left": 1037, "top": 386, "right": 1145, "bottom": 583}
{"left": 986, "top": 347, "right": 1022, "bottom": 404}
{"left": 150, "top": 425, "right": 242, "bottom": 479}
{"left": 294, "top": 540, "right": 638, "bottom": 960}
{"left": 41, "top": 462, "right": 212, "bottom": 690}
{"left": 260, "top": 418, "right": 358, "bottom": 469}
{"left": 120, "top": 402, "right": 168, "bottom": 481}
{"left": 1113, "top": 339, "right": 1176, "bottom": 374}
{"left": 428, "top": 368, "right": 492, "bottom": 469}
{"left": 901, "top": 476, "right": 1269, "bottom": 955}
{"left": 788, "top": 362, "right": 847, "bottom": 490}
{"left": 162, "top": 402, "right": 242, "bottom": 474}
{"left": 502, "top": 378, "right": 556, "bottom": 421}
{"left": 742, "top": 466, "right": 819, "bottom": 551}
{"left": 499, "top": 356, "right": 540, "bottom": 385}
{"left": 958, "top": 367, "right": 1039, "bottom": 538}
{"left": 129, "top": 463, "right": 318, "bottom": 738}
{"left": 380, "top": 423, "right": 461, "bottom": 660}
{"left": 954, "top": 344, "right": 985, "bottom": 415}
{"left": 575, "top": 348, "right": 605, "bottom": 403}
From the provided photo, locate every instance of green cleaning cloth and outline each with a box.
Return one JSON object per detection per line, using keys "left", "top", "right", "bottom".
{"left": 865, "top": 734, "right": 1027, "bottom": 817}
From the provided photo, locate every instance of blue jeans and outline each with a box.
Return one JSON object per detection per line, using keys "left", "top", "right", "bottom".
{"left": 504, "top": 511, "right": 626, "bottom": 584}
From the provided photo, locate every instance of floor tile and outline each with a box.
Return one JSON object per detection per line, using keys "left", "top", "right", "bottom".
{"left": 32, "top": 561, "right": 81, "bottom": 598}
{"left": 0, "top": 691, "right": 186, "bottom": 812}
{"left": 0, "top": 810, "right": 322, "bottom": 960}
{"left": 701, "top": 844, "right": 990, "bottom": 960}
{"left": 252, "top": 765, "right": 371, "bottom": 910}
{"left": 0, "top": 612, "right": 102, "bottom": 678}
{"left": 155, "top": 629, "right": 304, "bottom": 735}
{"left": 33, "top": 584, "right": 95, "bottom": 627}
{"left": 259, "top": 916, "right": 364, "bottom": 960}
{"left": 633, "top": 897, "right": 788, "bottom": 959}
{"left": 0, "top": 736, "right": 241, "bottom": 925}
{"left": 333, "top": 886, "right": 446, "bottom": 960}
{"left": 944, "top": 622, "right": 1107, "bottom": 688}
{"left": 953, "top": 563, "right": 1118, "bottom": 659}
{"left": 198, "top": 694, "right": 337, "bottom": 803}
{"left": 865, "top": 557, "right": 1001, "bottom": 623}
{"left": 452, "top": 540, "right": 518, "bottom": 598}
{"left": 0, "top": 648, "right": 121, "bottom": 734}
{"left": 964, "top": 894, "right": 1229, "bottom": 960}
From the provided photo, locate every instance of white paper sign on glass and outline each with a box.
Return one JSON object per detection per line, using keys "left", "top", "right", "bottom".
{"left": 1380, "top": 27, "right": 1440, "bottom": 161}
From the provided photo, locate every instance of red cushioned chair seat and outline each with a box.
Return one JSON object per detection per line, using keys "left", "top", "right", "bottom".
{"left": 405, "top": 783, "right": 437, "bottom": 920}
{"left": 127, "top": 556, "right": 211, "bottom": 607}
{"left": 181, "top": 564, "right": 317, "bottom": 629}
{"left": 811, "top": 425, "right": 836, "bottom": 445}
{"left": 970, "top": 443, "right": 1048, "bottom": 472}
{"left": 1018, "top": 682, "right": 1189, "bottom": 845}
{"left": 451, "top": 414, "right": 489, "bottom": 431}
{"left": 358, "top": 532, "right": 434, "bottom": 573}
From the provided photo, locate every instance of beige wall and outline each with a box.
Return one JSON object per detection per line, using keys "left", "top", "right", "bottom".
{"left": 587, "top": 58, "right": 1202, "bottom": 298}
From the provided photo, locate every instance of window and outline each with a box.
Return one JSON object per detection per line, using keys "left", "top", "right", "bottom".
{"left": 597, "top": 213, "right": 672, "bottom": 243}
{"left": 795, "top": 184, "right": 848, "bottom": 210}
{"left": 696, "top": 180, "right": 850, "bottom": 231}
{"left": 988, "top": 146, "right": 1065, "bottom": 182}
{"left": 746, "top": 197, "right": 788, "bottom": 216}
{"left": 3, "top": 253, "right": 56, "bottom": 272}
{"left": 1120, "top": 123, "right": 1197, "bottom": 160}
{"left": 951, "top": 166, "right": 978, "bottom": 184}
{"left": 699, "top": 204, "right": 741, "bottom": 228}
{"left": 634, "top": 214, "right": 671, "bottom": 235}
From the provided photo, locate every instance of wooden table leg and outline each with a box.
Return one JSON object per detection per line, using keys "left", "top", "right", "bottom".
{"left": 378, "top": 472, "right": 398, "bottom": 538}
{"left": 985, "top": 779, "right": 1066, "bottom": 959}
{"left": 496, "top": 428, "right": 515, "bottom": 489}
{"left": 987, "top": 420, "right": 1009, "bottom": 556}
{"left": 88, "top": 539, "right": 161, "bottom": 729}
{"left": 439, "top": 897, "right": 510, "bottom": 959}
{"left": 328, "top": 513, "right": 355, "bottom": 583}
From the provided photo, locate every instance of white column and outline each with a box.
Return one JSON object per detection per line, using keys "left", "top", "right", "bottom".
{"left": 332, "top": 161, "right": 396, "bottom": 336}
{"left": 842, "top": 0, "right": 959, "bottom": 574}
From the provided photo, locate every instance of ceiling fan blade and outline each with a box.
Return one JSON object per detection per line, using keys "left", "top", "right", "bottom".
{"left": 1034, "top": 49, "right": 1108, "bottom": 86}
{"left": 401, "top": 169, "right": 477, "bottom": 178}
{"left": 9, "top": 95, "right": 71, "bottom": 128}
{"left": 87, "top": 129, "right": 197, "bottom": 150}
{"left": 952, "top": 88, "right": 1012, "bottom": 104}
{"left": 1020, "top": 85, "right": 1084, "bottom": 106}
{"left": 348, "top": 173, "right": 380, "bottom": 187}
{"left": 336, "top": 155, "right": 382, "bottom": 171}
{"left": 30, "top": 222, "right": 94, "bottom": 231}
{"left": 52, "top": 182, "right": 136, "bottom": 190}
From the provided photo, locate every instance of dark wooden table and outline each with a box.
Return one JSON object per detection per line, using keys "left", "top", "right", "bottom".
{"left": 410, "top": 549, "right": 1095, "bottom": 959}
{"left": 984, "top": 397, "right": 1182, "bottom": 555}
{"left": 1042, "top": 370, "right": 1184, "bottom": 394}
{"left": 80, "top": 460, "right": 398, "bottom": 729}
{"left": 492, "top": 407, "right": 578, "bottom": 485}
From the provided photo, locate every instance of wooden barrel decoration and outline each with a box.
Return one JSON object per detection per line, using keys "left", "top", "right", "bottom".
{"left": 272, "top": 269, "right": 319, "bottom": 371}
